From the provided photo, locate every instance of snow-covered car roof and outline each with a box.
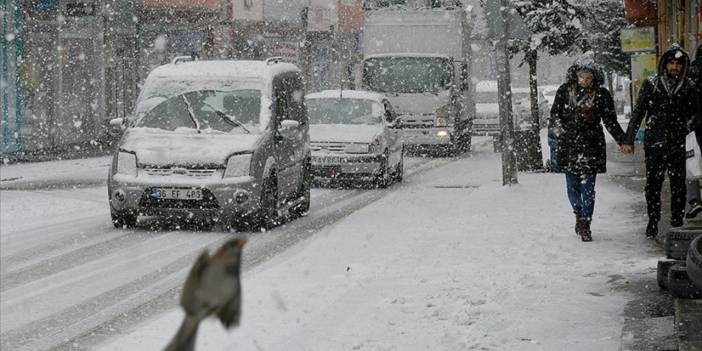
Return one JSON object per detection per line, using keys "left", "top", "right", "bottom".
{"left": 363, "top": 53, "right": 451, "bottom": 60}
{"left": 305, "top": 90, "right": 386, "bottom": 103}
{"left": 539, "top": 84, "right": 560, "bottom": 94}
{"left": 475, "top": 80, "right": 529, "bottom": 93}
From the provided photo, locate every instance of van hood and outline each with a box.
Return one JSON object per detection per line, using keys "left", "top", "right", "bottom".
{"left": 120, "top": 127, "right": 261, "bottom": 166}
{"left": 385, "top": 91, "right": 450, "bottom": 115}
{"left": 310, "top": 124, "right": 383, "bottom": 144}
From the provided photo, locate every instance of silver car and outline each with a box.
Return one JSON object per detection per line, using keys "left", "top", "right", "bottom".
{"left": 306, "top": 90, "right": 403, "bottom": 187}
{"left": 108, "top": 58, "right": 310, "bottom": 230}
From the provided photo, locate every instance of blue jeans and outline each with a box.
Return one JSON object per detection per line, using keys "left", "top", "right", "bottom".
{"left": 566, "top": 173, "right": 597, "bottom": 221}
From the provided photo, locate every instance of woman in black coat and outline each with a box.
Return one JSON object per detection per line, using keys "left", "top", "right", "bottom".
{"left": 550, "top": 60, "right": 628, "bottom": 241}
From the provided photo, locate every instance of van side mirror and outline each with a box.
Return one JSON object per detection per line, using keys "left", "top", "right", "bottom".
{"left": 109, "top": 117, "right": 127, "bottom": 131}
{"left": 109, "top": 117, "right": 124, "bottom": 127}
{"left": 278, "top": 119, "right": 300, "bottom": 139}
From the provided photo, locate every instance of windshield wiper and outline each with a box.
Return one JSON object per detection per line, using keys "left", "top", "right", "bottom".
{"left": 202, "top": 102, "right": 251, "bottom": 134}
{"left": 180, "top": 95, "right": 201, "bottom": 132}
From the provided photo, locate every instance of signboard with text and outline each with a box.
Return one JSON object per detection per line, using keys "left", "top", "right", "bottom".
{"left": 621, "top": 27, "right": 656, "bottom": 53}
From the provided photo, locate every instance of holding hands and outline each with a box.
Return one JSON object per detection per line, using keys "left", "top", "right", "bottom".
{"left": 620, "top": 144, "right": 635, "bottom": 154}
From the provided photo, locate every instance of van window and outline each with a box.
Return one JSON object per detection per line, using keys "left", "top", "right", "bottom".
{"left": 273, "top": 74, "right": 306, "bottom": 125}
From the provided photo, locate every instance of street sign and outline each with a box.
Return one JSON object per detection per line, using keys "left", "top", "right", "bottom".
{"left": 621, "top": 27, "right": 656, "bottom": 52}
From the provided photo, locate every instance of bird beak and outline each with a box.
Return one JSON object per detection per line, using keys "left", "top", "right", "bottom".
{"left": 236, "top": 235, "right": 248, "bottom": 248}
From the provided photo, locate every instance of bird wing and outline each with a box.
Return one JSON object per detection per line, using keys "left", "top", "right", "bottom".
{"left": 180, "top": 251, "right": 211, "bottom": 314}
{"left": 216, "top": 286, "right": 241, "bottom": 329}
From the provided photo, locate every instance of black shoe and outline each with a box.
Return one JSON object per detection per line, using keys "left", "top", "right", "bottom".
{"left": 580, "top": 220, "right": 592, "bottom": 242}
{"left": 575, "top": 218, "right": 583, "bottom": 236}
{"left": 646, "top": 220, "right": 658, "bottom": 238}
{"left": 686, "top": 202, "right": 702, "bottom": 219}
{"left": 671, "top": 218, "right": 684, "bottom": 227}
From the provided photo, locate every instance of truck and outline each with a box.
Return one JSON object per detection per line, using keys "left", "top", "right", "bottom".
{"left": 358, "top": 3, "right": 474, "bottom": 155}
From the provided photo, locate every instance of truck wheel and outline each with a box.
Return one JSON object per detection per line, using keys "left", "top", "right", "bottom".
{"left": 687, "top": 235, "right": 702, "bottom": 290}
{"left": 464, "top": 133, "right": 472, "bottom": 153}
{"left": 111, "top": 209, "right": 137, "bottom": 229}
{"left": 665, "top": 227, "right": 702, "bottom": 260}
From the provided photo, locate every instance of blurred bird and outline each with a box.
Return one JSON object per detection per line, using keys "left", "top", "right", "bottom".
{"left": 164, "top": 235, "right": 247, "bottom": 351}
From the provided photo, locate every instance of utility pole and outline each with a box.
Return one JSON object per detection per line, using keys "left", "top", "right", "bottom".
{"left": 486, "top": 0, "right": 518, "bottom": 185}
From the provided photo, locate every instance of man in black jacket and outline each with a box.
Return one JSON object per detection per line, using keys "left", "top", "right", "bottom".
{"left": 684, "top": 44, "right": 702, "bottom": 219}
{"left": 622, "top": 44, "right": 700, "bottom": 238}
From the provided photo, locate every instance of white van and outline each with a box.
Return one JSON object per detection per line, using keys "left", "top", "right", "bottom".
{"left": 108, "top": 57, "right": 311, "bottom": 230}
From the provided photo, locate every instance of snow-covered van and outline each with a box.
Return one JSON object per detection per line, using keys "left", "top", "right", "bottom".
{"left": 359, "top": 5, "right": 474, "bottom": 155}
{"left": 107, "top": 57, "right": 311, "bottom": 230}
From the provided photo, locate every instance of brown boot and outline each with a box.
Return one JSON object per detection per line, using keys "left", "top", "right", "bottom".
{"left": 580, "top": 220, "right": 592, "bottom": 242}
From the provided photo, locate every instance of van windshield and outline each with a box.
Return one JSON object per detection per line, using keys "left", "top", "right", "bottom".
{"left": 136, "top": 89, "right": 262, "bottom": 134}
{"left": 135, "top": 78, "right": 262, "bottom": 115}
{"left": 362, "top": 57, "right": 452, "bottom": 94}
{"left": 307, "top": 98, "right": 381, "bottom": 125}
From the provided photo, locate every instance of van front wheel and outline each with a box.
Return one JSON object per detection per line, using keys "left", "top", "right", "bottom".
{"left": 256, "top": 176, "right": 279, "bottom": 230}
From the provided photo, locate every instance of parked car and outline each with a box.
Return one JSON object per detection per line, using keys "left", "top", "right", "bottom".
{"left": 305, "top": 90, "right": 404, "bottom": 187}
{"left": 108, "top": 57, "right": 311, "bottom": 230}
{"left": 540, "top": 84, "right": 559, "bottom": 111}
{"left": 472, "top": 80, "right": 547, "bottom": 135}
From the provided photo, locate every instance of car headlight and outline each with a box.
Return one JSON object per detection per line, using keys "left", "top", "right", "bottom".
{"left": 368, "top": 138, "right": 382, "bottom": 154}
{"left": 117, "top": 151, "right": 137, "bottom": 176}
{"left": 224, "top": 153, "right": 253, "bottom": 178}
{"left": 435, "top": 104, "right": 450, "bottom": 127}
{"left": 345, "top": 143, "right": 369, "bottom": 154}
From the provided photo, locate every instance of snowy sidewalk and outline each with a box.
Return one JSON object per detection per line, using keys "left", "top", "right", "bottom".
{"left": 96, "top": 144, "right": 656, "bottom": 351}
{"left": 0, "top": 156, "right": 111, "bottom": 190}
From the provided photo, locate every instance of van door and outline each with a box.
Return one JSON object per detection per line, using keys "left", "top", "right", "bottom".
{"left": 272, "top": 73, "right": 305, "bottom": 200}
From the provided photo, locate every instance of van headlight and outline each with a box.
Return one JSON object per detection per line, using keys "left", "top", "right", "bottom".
{"left": 435, "top": 104, "right": 450, "bottom": 127}
{"left": 224, "top": 153, "right": 253, "bottom": 178}
{"left": 368, "top": 138, "right": 382, "bottom": 154}
{"left": 117, "top": 151, "right": 137, "bottom": 176}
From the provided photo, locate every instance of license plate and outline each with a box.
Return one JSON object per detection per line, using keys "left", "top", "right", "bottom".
{"left": 152, "top": 188, "right": 203, "bottom": 200}
{"left": 313, "top": 156, "right": 344, "bottom": 164}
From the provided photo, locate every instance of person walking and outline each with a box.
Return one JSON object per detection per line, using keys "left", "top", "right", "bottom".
{"left": 684, "top": 44, "right": 702, "bottom": 219}
{"left": 622, "top": 44, "right": 700, "bottom": 238}
{"left": 550, "top": 58, "right": 629, "bottom": 242}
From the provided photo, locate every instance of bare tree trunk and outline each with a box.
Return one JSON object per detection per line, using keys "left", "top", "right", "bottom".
{"left": 515, "top": 49, "right": 544, "bottom": 171}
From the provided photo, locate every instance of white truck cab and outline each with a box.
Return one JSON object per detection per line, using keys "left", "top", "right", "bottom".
{"left": 359, "top": 5, "right": 474, "bottom": 155}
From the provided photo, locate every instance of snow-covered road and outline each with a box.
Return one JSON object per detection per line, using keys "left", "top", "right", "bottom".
{"left": 0, "top": 151, "right": 454, "bottom": 351}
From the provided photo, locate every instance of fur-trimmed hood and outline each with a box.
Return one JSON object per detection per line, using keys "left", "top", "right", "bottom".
{"left": 565, "top": 54, "right": 605, "bottom": 87}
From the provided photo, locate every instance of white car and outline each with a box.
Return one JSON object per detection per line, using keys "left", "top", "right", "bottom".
{"left": 306, "top": 90, "right": 404, "bottom": 187}
{"left": 473, "top": 80, "right": 548, "bottom": 134}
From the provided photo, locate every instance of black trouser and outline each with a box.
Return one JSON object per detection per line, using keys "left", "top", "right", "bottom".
{"left": 645, "top": 147, "right": 686, "bottom": 224}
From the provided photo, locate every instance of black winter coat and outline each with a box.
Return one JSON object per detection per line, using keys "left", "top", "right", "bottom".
{"left": 625, "top": 46, "right": 699, "bottom": 155}
{"left": 551, "top": 82, "right": 626, "bottom": 174}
